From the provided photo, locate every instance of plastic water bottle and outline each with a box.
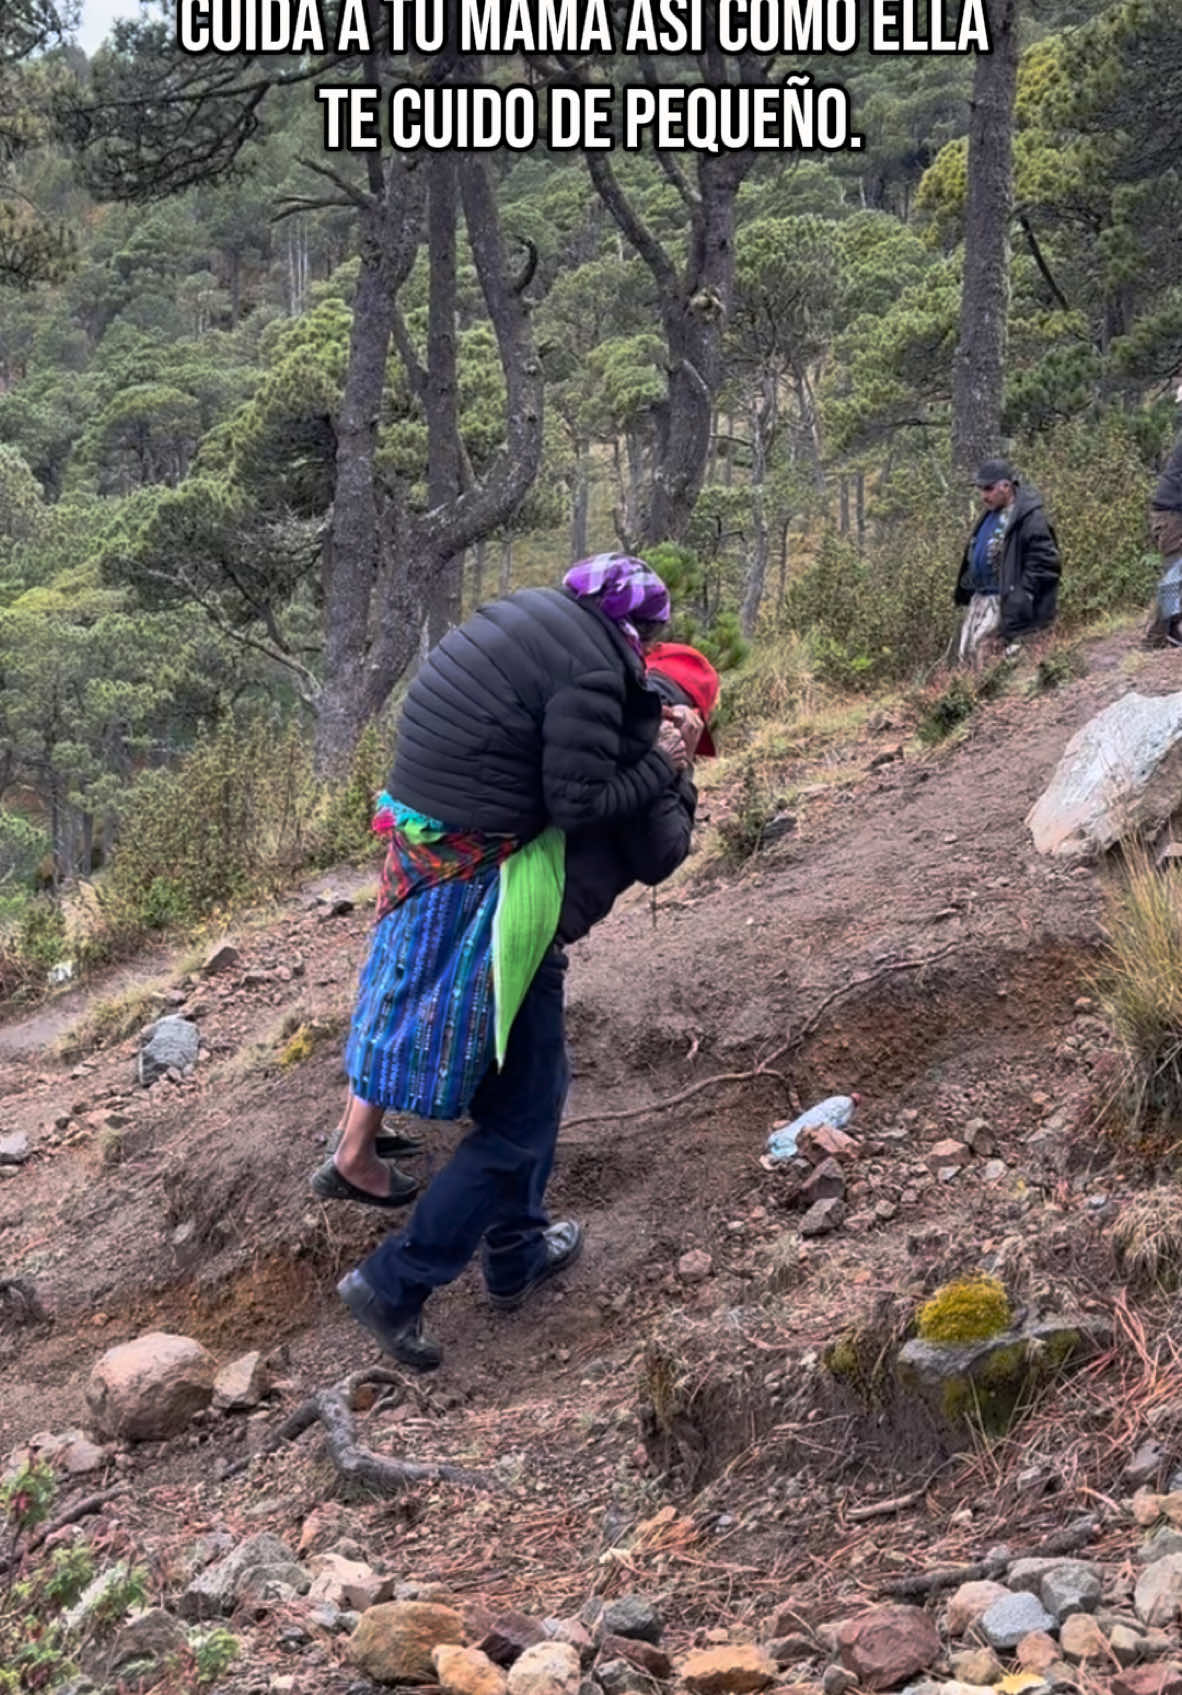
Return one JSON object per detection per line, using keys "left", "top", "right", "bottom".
{"left": 766, "top": 1095, "right": 858, "bottom": 1164}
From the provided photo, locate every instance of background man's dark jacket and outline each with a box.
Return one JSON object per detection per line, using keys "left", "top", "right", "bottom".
{"left": 954, "top": 482, "right": 1062, "bottom": 636}
{"left": 391, "top": 587, "right": 675, "bottom": 836}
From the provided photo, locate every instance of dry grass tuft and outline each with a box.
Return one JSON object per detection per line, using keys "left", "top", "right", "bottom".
{"left": 1114, "top": 1192, "right": 1182, "bottom": 1292}
{"left": 58, "top": 978, "right": 173, "bottom": 1057}
{"left": 1096, "top": 841, "right": 1182, "bottom": 1146}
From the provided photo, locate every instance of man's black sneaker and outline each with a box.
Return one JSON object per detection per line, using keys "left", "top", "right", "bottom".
{"left": 487, "top": 1220, "right": 584, "bottom": 1313}
{"left": 328, "top": 1123, "right": 425, "bottom": 1159}
{"left": 337, "top": 1270, "right": 442, "bottom": 1371}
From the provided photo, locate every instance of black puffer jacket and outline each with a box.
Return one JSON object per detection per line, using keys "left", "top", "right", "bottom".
{"left": 558, "top": 675, "right": 698, "bottom": 945}
{"left": 390, "top": 587, "right": 674, "bottom": 836}
{"left": 954, "top": 483, "right": 1061, "bottom": 636}
{"left": 1154, "top": 431, "right": 1182, "bottom": 512}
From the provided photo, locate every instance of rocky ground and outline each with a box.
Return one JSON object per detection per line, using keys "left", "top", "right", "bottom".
{"left": 3, "top": 631, "right": 1182, "bottom": 1695}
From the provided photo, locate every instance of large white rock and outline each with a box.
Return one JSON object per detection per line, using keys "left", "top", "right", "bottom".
{"left": 86, "top": 1331, "right": 215, "bottom": 1441}
{"left": 1027, "top": 690, "right": 1182, "bottom": 859}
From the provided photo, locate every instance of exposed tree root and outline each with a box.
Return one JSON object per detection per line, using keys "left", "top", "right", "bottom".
{"left": 563, "top": 943, "right": 958, "bottom": 1129}
{"left": 223, "top": 1368, "right": 492, "bottom": 1494}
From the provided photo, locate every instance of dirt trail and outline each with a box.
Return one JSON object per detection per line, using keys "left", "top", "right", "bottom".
{"left": 0, "top": 631, "right": 1173, "bottom": 1669}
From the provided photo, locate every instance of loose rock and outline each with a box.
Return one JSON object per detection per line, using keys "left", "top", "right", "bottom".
{"left": 202, "top": 943, "right": 240, "bottom": 976}
{"left": 1136, "top": 1554, "right": 1182, "bottom": 1626}
{"left": 307, "top": 1552, "right": 394, "bottom": 1612}
{"left": 0, "top": 1133, "right": 30, "bottom": 1165}
{"left": 1113, "top": 1667, "right": 1182, "bottom": 1695}
{"left": 1016, "top": 1632, "right": 1059, "bottom": 1672}
{"left": 506, "top": 1641, "right": 582, "bottom": 1695}
{"left": 950, "top": 1649, "right": 1001, "bottom": 1684}
{"left": 480, "top": 1611, "right": 549, "bottom": 1665}
{"left": 137, "top": 1016, "right": 199, "bottom": 1086}
{"left": 678, "top": 1250, "right": 713, "bottom": 1285}
{"left": 601, "top": 1595, "right": 662, "bottom": 1645}
{"left": 434, "top": 1645, "right": 509, "bottom": 1695}
{"left": 1040, "top": 1565, "right": 1103, "bottom": 1622}
{"left": 980, "top": 1593, "right": 1057, "bottom": 1651}
{"left": 800, "top": 1197, "right": 845, "bottom": 1237}
{"left": 86, "top": 1332, "right": 215, "bottom": 1441}
{"left": 679, "top": 1645, "right": 778, "bottom": 1695}
{"left": 946, "top": 1581, "right": 1011, "bottom": 1637}
{"left": 835, "top": 1607, "right": 941, "bottom": 1691}
{"left": 347, "top": 1601, "right": 468, "bottom": 1685}
{"left": 212, "top": 1351, "right": 270, "bottom": 1412}
{"left": 1059, "top": 1613, "right": 1108, "bottom": 1662}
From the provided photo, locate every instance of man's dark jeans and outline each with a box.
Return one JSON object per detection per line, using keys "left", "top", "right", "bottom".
{"left": 361, "top": 946, "right": 570, "bottom": 1320}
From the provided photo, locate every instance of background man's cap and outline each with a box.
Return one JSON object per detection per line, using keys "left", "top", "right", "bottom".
{"left": 646, "top": 642, "right": 720, "bottom": 758}
{"left": 974, "top": 457, "right": 1016, "bottom": 487}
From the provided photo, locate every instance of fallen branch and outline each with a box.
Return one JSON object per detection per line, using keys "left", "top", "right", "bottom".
{"left": 0, "top": 1484, "right": 130, "bottom": 1576}
{"left": 846, "top": 1489, "right": 924, "bottom": 1523}
{"left": 221, "top": 1368, "right": 492, "bottom": 1494}
{"left": 562, "top": 944, "right": 958, "bottom": 1130}
{"left": 878, "top": 1516, "right": 1098, "bottom": 1599}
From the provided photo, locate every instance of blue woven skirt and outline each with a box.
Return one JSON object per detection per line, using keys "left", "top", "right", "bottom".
{"left": 344, "top": 870, "right": 500, "bottom": 1119}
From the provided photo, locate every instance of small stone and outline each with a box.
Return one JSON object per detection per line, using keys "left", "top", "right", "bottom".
{"left": 801, "top": 1159, "right": 846, "bottom": 1205}
{"left": 0, "top": 1133, "right": 30, "bottom": 1165}
{"left": 1136, "top": 1554, "right": 1182, "bottom": 1626}
{"left": 213, "top": 1351, "right": 270, "bottom": 1411}
{"left": 1134, "top": 1490, "right": 1166, "bottom": 1527}
{"left": 307, "top": 1552, "right": 394, "bottom": 1611}
{"left": 601, "top": 1636, "right": 671, "bottom": 1679}
{"left": 981, "top": 1593, "right": 1057, "bottom": 1651}
{"left": 963, "top": 1119, "right": 996, "bottom": 1155}
{"left": 434, "top": 1645, "right": 510, "bottom": 1695}
{"left": 602, "top": 1596, "right": 662, "bottom": 1645}
{"left": 822, "top": 1668, "right": 857, "bottom": 1695}
{"left": 108, "top": 1606, "right": 187, "bottom": 1669}
{"left": 798, "top": 1126, "right": 860, "bottom": 1164}
{"left": 950, "top": 1649, "right": 1001, "bottom": 1684}
{"left": 1113, "top": 1666, "right": 1182, "bottom": 1695}
{"left": 549, "top": 1620, "right": 595, "bottom": 1667}
{"left": 596, "top": 1661, "right": 657, "bottom": 1695}
{"left": 678, "top": 1250, "right": 713, "bottom": 1285}
{"left": 1059, "top": 1613, "right": 1108, "bottom": 1662}
{"left": 946, "top": 1581, "right": 1011, "bottom": 1637}
{"left": 766, "top": 1635, "right": 817, "bottom": 1666}
{"left": 1016, "top": 1632, "right": 1060, "bottom": 1672}
{"left": 800, "top": 1198, "right": 845, "bottom": 1237}
{"left": 927, "top": 1139, "right": 969, "bottom": 1172}
{"left": 982, "top": 1160, "right": 1008, "bottom": 1183}
{"left": 679, "top": 1646, "right": 777, "bottom": 1695}
{"left": 835, "top": 1607, "right": 941, "bottom": 1691}
{"left": 1110, "top": 1626, "right": 1147, "bottom": 1667}
{"left": 1041, "top": 1565, "right": 1102, "bottom": 1622}
{"left": 202, "top": 943, "right": 240, "bottom": 975}
{"left": 480, "top": 1612, "right": 548, "bottom": 1666}
{"left": 506, "top": 1642, "right": 581, "bottom": 1695}
{"left": 1126, "top": 1442, "right": 1168, "bottom": 1487}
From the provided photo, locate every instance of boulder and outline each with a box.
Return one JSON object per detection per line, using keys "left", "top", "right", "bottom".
{"left": 945, "top": 1581, "right": 1011, "bottom": 1636}
{"left": 348, "top": 1601, "right": 467, "bottom": 1684}
{"left": 86, "top": 1332, "right": 215, "bottom": 1441}
{"left": 505, "top": 1642, "right": 582, "bottom": 1695}
{"left": 898, "top": 1316, "right": 1110, "bottom": 1432}
{"left": 601, "top": 1596, "right": 662, "bottom": 1645}
{"left": 980, "top": 1592, "right": 1057, "bottom": 1651}
{"left": 434, "top": 1645, "right": 509, "bottom": 1695}
{"left": 1137, "top": 1554, "right": 1182, "bottom": 1626}
{"left": 212, "top": 1351, "right": 269, "bottom": 1412}
{"left": 137, "top": 1016, "right": 199, "bottom": 1086}
{"left": 679, "top": 1645, "right": 778, "bottom": 1695}
{"left": 835, "top": 1607, "right": 941, "bottom": 1690}
{"left": 1027, "top": 690, "right": 1182, "bottom": 859}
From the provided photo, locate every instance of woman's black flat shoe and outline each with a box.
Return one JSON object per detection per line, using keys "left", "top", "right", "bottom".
{"left": 310, "top": 1159, "right": 419, "bottom": 1209}
{"left": 328, "top": 1125, "right": 425, "bottom": 1159}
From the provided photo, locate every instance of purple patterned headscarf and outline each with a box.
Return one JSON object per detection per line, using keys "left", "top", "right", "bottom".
{"left": 563, "top": 553, "right": 671, "bottom": 655}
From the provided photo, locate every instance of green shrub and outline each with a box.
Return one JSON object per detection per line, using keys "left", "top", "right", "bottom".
{"left": 190, "top": 1625, "right": 240, "bottom": 1685}
{"left": 716, "top": 764, "right": 781, "bottom": 863}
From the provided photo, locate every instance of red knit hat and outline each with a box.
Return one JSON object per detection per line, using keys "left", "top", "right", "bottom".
{"left": 646, "top": 642, "right": 720, "bottom": 757}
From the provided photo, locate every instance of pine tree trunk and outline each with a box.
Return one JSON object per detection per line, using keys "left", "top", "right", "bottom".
{"left": 951, "top": 0, "right": 1020, "bottom": 474}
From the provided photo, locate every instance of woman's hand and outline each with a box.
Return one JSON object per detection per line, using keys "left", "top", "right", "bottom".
{"left": 658, "top": 705, "right": 703, "bottom": 770}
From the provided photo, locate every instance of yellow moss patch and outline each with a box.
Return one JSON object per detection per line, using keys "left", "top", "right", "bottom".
{"left": 916, "top": 1275, "right": 1011, "bottom": 1344}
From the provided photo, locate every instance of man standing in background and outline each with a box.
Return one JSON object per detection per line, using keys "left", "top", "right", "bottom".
{"left": 954, "top": 458, "right": 1061, "bottom": 666}
{"left": 1147, "top": 389, "right": 1182, "bottom": 648}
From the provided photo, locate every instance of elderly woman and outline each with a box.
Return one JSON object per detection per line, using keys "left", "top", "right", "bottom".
{"left": 320, "top": 554, "right": 686, "bottom": 1370}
